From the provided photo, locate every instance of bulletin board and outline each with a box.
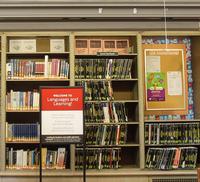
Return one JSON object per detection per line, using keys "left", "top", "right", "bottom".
{"left": 143, "top": 44, "right": 188, "bottom": 115}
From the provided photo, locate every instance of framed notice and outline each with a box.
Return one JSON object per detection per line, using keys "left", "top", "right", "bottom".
{"left": 40, "top": 86, "right": 84, "bottom": 144}
{"left": 50, "top": 39, "right": 65, "bottom": 52}
{"left": 143, "top": 44, "right": 188, "bottom": 115}
{"left": 9, "top": 39, "right": 36, "bottom": 53}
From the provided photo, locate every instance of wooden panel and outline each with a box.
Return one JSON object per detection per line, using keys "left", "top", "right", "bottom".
{"left": 198, "top": 168, "right": 200, "bottom": 182}
{"left": 1, "top": 176, "right": 149, "bottom": 182}
{"left": 191, "top": 37, "right": 200, "bottom": 119}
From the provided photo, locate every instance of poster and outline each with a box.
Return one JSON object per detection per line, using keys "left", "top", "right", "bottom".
{"left": 147, "top": 72, "right": 165, "bottom": 101}
{"left": 40, "top": 87, "right": 84, "bottom": 144}
{"left": 167, "top": 71, "right": 183, "bottom": 96}
{"left": 146, "top": 56, "right": 161, "bottom": 72}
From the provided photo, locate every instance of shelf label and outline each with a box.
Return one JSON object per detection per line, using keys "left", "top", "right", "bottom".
{"left": 97, "top": 52, "right": 118, "bottom": 56}
{"left": 40, "top": 86, "right": 84, "bottom": 144}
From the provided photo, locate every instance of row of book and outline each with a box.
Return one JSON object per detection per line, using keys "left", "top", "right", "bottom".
{"left": 6, "top": 90, "right": 39, "bottom": 110}
{"left": 145, "top": 147, "right": 198, "bottom": 170}
{"left": 75, "top": 148, "right": 121, "bottom": 169}
{"left": 84, "top": 102, "right": 128, "bottom": 123}
{"left": 6, "top": 147, "right": 39, "bottom": 169}
{"left": 6, "top": 122, "right": 40, "bottom": 142}
{"left": 145, "top": 123, "right": 200, "bottom": 145}
{"left": 6, "top": 58, "right": 69, "bottom": 79}
{"left": 6, "top": 147, "right": 67, "bottom": 169}
{"left": 76, "top": 81, "right": 113, "bottom": 101}
{"left": 75, "top": 58, "right": 133, "bottom": 79}
{"left": 42, "top": 147, "right": 67, "bottom": 169}
{"left": 85, "top": 124, "right": 127, "bottom": 145}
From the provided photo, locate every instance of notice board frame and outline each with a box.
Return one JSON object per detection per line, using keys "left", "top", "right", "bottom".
{"left": 143, "top": 44, "right": 188, "bottom": 115}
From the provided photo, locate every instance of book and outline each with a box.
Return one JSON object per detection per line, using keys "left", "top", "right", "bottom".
{"left": 56, "top": 148, "right": 66, "bottom": 169}
{"left": 42, "top": 148, "right": 47, "bottom": 169}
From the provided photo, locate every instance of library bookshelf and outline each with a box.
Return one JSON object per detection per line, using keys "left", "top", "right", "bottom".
{"left": 74, "top": 32, "right": 142, "bottom": 170}
{"left": 1, "top": 32, "right": 72, "bottom": 171}
{"left": 0, "top": 31, "right": 199, "bottom": 182}
{"left": 0, "top": 31, "right": 144, "bottom": 172}
{"left": 141, "top": 32, "right": 200, "bottom": 174}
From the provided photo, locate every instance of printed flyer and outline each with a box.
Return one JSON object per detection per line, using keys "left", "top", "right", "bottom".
{"left": 147, "top": 72, "right": 165, "bottom": 101}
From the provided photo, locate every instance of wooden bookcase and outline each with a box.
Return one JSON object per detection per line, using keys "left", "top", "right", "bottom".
{"left": 74, "top": 32, "right": 142, "bottom": 169}
{"left": 0, "top": 31, "right": 144, "bottom": 172}
{"left": 141, "top": 32, "right": 200, "bottom": 171}
{"left": 1, "top": 32, "right": 71, "bottom": 170}
{"left": 0, "top": 31, "right": 200, "bottom": 182}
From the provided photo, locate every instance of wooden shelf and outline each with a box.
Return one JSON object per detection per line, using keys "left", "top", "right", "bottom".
{"left": 6, "top": 141, "right": 39, "bottom": 144}
{"left": 85, "top": 122, "right": 139, "bottom": 125}
{"left": 75, "top": 78, "right": 138, "bottom": 81}
{"left": 144, "top": 119, "right": 200, "bottom": 123}
{"left": 75, "top": 53, "right": 137, "bottom": 57}
{"left": 2, "top": 168, "right": 198, "bottom": 176}
{"left": 7, "top": 78, "right": 70, "bottom": 81}
{"left": 85, "top": 100, "right": 139, "bottom": 103}
{"left": 77, "top": 144, "right": 140, "bottom": 148}
{"left": 145, "top": 143, "right": 200, "bottom": 147}
{"left": 6, "top": 110, "right": 39, "bottom": 112}
{"left": 6, "top": 167, "right": 68, "bottom": 170}
{"left": 7, "top": 51, "right": 70, "bottom": 55}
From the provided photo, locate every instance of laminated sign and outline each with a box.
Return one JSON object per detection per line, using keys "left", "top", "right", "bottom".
{"left": 40, "top": 87, "right": 84, "bottom": 144}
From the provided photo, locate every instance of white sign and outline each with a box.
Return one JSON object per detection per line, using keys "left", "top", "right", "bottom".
{"left": 167, "top": 71, "right": 183, "bottom": 96}
{"left": 146, "top": 56, "right": 161, "bottom": 73}
{"left": 9, "top": 39, "right": 36, "bottom": 53}
{"left": 42, "top": 110, "right": 83, "bottom": 135}
{"left": 50, "top": 39, "right": 65, "bottom": 52}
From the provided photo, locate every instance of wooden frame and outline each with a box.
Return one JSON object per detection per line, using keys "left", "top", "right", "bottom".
{"left": 143, "top": 44, "right": 188, "bottom": 115}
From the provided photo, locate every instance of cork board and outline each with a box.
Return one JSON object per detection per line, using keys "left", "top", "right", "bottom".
{"left": 143, "top": 44, "right": 188, "bottom": 115}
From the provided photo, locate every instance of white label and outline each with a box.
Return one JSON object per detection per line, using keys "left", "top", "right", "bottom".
{"left": 42, "top": 110, "right": 83, "bottom": 135}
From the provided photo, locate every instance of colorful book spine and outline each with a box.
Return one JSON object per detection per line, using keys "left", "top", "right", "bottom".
{"left": 145, "top": 147, "right": 198, "bottom": 170}
{"left": 75, "top": 148, "right": 121, "bottom": 170}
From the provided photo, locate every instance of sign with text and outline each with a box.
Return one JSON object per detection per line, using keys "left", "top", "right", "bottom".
{"left": 40, "top": 87, "right": 84, "bottom": 144}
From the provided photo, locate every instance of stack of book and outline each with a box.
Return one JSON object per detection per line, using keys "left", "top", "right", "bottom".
{"left": 6, "top": 147, "right": 67, "bottom": 169}
{"left": 75, "top": 148, "right": 121, "bottom": 169}
{"left": 145, "top": 147, "right": 198, "bottom": 170}
{"left": 145, "top": 122, "right": 200, "bottom": 145}
{"left": 76, "top": 81, "right": 113, "bottom": 101}
{"left": 85, "top": 124, "right": 127, "bottom": 145}
{"left": 75, "top": 58, "right": 133, "bottom": 79}
{"left": 84, "top": 102, "right": 128, "bottom": 123}
{"left": 6, "top": 122, "right": 40, "bottom": 142}
{"left": 6, "top": 147, "right": 39, "bottom": 169}
{"left": 6, "top": 90, "right": 40, "bottom": 111}
{"left": 41, "top": 148, "right": 67, "bottom": 169}
{"left": 6, "top": 58, "right": 69, "bottom": 79}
